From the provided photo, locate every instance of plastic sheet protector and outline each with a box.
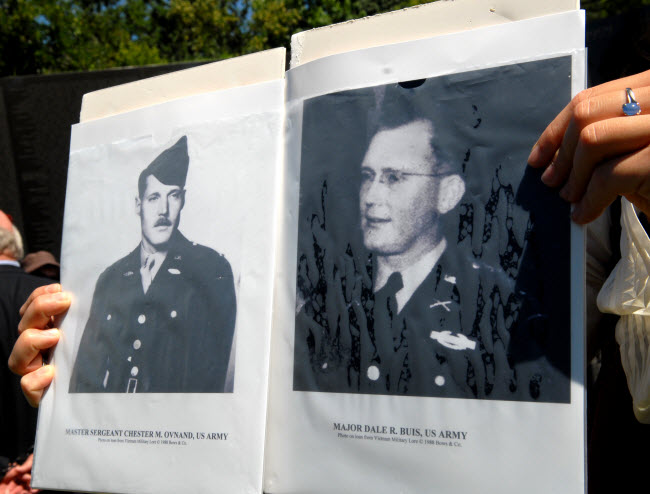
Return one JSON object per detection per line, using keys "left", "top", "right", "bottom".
{"left": 265, "top": 11, "right": 586, "bottom": 494}
{"left": 32, "top": 79, "right": 284, "bottom": 493}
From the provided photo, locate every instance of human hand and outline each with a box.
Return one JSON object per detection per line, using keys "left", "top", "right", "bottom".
{"left": 527, "top": 70, "right": 650, "bottom": 224}
{"left": 0, "top": 454, "right": 38, "bottom": 494}
{"left": 8, "top": 284, "right": 71, "bottom": 407}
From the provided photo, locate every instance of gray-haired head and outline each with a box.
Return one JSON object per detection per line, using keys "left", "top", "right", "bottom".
{"left": 0, "top": 224, "right": 24, "bottom": 261}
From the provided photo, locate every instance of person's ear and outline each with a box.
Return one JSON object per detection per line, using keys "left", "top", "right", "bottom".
{"left": 437, "top": 175, "right": 465, "bottom": 214}
{"left": 135, "top": 196, "right": 141, "bottom": 216}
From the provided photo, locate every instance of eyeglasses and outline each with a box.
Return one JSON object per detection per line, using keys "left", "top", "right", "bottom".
{"left": 360, "top": 168, "right": 444, "bottom": 187}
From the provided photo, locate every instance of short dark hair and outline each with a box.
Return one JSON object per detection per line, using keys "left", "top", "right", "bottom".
{"left": 137, "top": 172, "right": 149, "bottom": 199}
{"left": 367, "top": 82, "right": 458, "bottom": 175}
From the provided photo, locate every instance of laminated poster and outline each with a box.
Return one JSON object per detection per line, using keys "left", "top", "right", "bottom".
{"left": 32, "top": 79, "right": 284, "bottom": 494}
{"left": 265, "top": 11, "right": 586, "bottom": 494}
{"left": 31, "top": 10, "right": 586, "bottom": 494}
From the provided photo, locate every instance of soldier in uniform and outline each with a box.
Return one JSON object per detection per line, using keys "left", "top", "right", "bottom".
{"left": 69, "top": 136, "right": 236, "bottom": 393}
{"left": 295, "top": 118, "right": 478, "bottom": 397}
{"left": 295, "top": 108, "right": 570, "bottom": 402}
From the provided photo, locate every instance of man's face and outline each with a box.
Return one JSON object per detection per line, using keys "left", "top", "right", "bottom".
{"left": 360, "top": 120, "right": 442, "bottom": 257}
{"left": 136, "top": 175, "right": 185, "bottom": 249}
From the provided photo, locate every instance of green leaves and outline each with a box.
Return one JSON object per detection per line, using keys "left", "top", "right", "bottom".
{"left": 581, "top": 0, "right": 650, "bottom": 20}
{"left": 1, "top": 0, "right": 166, "bottom": 74}
{"left": 156, "top": 0, "right": 244, "bottom": 61}
{"left": 0, "top": 0, "right": 435, "bottom": 76}
{"left": 0, "top": 0, "right": 44, "bottom": 75}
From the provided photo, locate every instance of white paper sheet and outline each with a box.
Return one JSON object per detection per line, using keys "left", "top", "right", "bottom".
{"left": 266, "top": 11, "right": 585, "bottom": 494}
{"left": 289, "top": 0, "right": 579, "bottom": 68}
{"left": 80, "top": 48, "right": 287, "bottom": 121}
{"left": 33, "top": 79, "right": 285, "bottom": 494}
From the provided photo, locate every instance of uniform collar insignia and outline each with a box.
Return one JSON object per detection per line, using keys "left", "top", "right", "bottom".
{"left": 430, "top": 299, "right": 452, "bottom": 312}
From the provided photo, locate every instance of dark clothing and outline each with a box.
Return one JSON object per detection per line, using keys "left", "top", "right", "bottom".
{"left": 587, "top": 199, "right": 649, "bottom": 494}
{"left": 295, "top": 250, "right": 569, "bottom": 401}
{"left": 0, "top": 265, "right": 49, "bottom": 469}
{"left": 294, "top": 253, "right": 476, "bottom": 397}
{"left": 69, "top": 231, "right": 236, "bottom": 393}
{"left": 360, "top": 261, "right": 471, "bottom": 397}
{"left": 587, "top": 326, "right": 650, "bottom": 494}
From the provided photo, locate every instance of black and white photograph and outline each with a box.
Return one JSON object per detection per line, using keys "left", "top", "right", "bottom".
{"left": 68, "top": 136, "right": 237, "bottom": 393}
{"left": 34, "top": 74, "right": 284, "bottom": 494}
{"left": 293, "top": 57, "right": 573, "bottom": 403}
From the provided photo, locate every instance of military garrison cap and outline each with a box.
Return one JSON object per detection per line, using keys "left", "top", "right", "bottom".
{"left": 138, "top": 136, "right": 189, "bottom": 196}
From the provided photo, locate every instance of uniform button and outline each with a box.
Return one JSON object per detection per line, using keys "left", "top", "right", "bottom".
{"left": 435, "top": 375, "right": 445, "bottom": 386}
{"left": 367, "top": 365, "right": 380, "bottom": 381}
{"left": 133, "top": 340, "right": 141, "bottom": 350}
{"left": 321, "top": 362, "right": 328, "bottom": 369}
{"left": 106, "top": 314, "right": 111, "bottom": 321}
{"left": 138, "top": 314, "right": 146, "bottom": 324}
{"left": 127, "top": 356, "right": 132, "bottom": 362}
{"left": 131, "top": 366, "right": 139, "bottom": 377}
{"left": 170, "top": 310, "right": 177, "bottom": 318}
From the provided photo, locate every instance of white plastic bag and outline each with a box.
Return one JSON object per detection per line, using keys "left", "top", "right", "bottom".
{"left": 597, "top": 198, "right": 650, "bottom": 423}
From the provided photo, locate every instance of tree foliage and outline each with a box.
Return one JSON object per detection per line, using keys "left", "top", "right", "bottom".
{"left": 1, "top": 0, "right": 646, "bottom": 76}
{"left": 0, "top": 0, "right": 435, "bottom": 75}
{"left": 154, "top": 0, "right": 245, "bottom": 61}
{"left": 1, "top": 0, "right": 166, "bottom": 74}
{"left": 582, "top": 0, "right": 650, "bottom": 20}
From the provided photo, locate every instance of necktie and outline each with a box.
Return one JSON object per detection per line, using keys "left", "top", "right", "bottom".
{"left": 141, "top": 255, "right": 156, "bottom": 294}
{"left": 371, "top": 272, "right": 404, "bottom": 389}
{"left": 374, "top": 272, "right": 403, "bottom": 327}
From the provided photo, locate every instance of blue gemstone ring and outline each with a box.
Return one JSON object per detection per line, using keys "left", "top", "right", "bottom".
{"left": 623, "top": 88, "right": 641, "bottom": 116}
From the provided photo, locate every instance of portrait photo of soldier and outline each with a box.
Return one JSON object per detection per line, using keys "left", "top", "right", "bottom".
{"left": 69, "top": 136, "right": 237, "bottom": 393}
{"left": 294, "top": 57, "right": 573, "bottom": 402}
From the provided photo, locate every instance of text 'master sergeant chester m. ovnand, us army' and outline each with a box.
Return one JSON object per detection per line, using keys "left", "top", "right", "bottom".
{"left": 69, "top": 136, "right": 236, "bottom": 393}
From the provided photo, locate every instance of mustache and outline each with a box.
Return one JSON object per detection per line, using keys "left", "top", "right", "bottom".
{"left": 154, "top": 217, "right": 173, "bottom": 227}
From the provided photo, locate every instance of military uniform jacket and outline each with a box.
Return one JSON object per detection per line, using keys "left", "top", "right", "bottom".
{"left": 69, "top": 231, "right": 236, "bottom": 393}
{"left": 295, "top": 251, "right": 484, "bottom": 398}
{"left": 295, "top": 245, "right": 570, "bottom": 401}
{"left": 358, "top": 260, "right": 475, "bottom": 397}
